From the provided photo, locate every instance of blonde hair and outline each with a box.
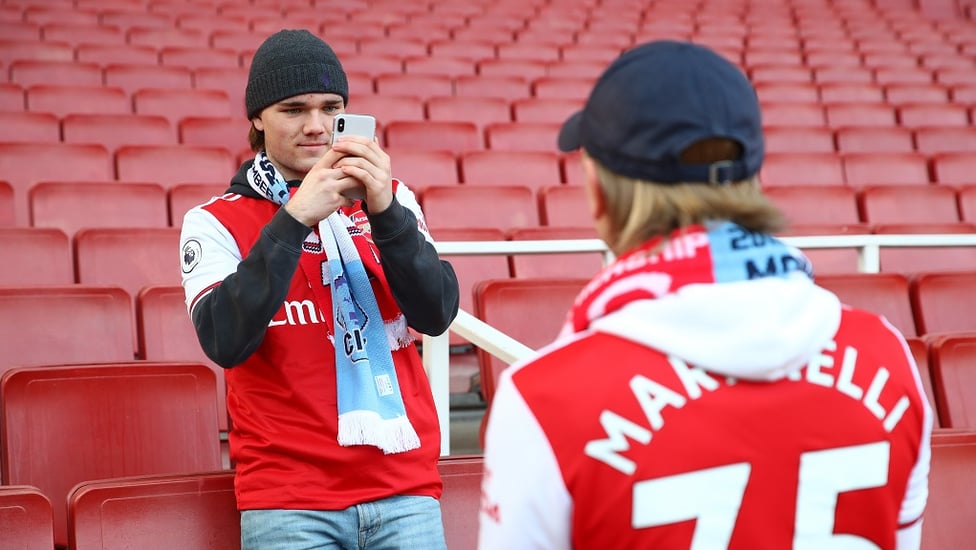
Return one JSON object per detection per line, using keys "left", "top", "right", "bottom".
{"left": 592, "top": 160, "right": 786, "bottom": 254}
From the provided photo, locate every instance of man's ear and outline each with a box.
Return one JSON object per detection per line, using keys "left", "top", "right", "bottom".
{"left": 581, "top": 154, "right": 605, "bottom": 221}
{"left": 251, "top": 116, "right": 264, "bottom": 132}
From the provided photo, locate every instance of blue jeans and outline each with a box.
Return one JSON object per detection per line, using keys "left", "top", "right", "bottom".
{"left": 240, "top": 495, "right": 447, "bottom": 550}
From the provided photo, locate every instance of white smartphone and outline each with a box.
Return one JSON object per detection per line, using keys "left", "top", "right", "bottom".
{"left": 332, "top": 113, "right": 376, "bottom": 143}
{"left": 332, "top": 114, "right": 376, "bottom": 200}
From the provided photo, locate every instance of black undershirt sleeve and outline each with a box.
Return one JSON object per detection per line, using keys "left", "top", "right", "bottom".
{"left": 191, "top": 208, "right": 311, "bottom": 368}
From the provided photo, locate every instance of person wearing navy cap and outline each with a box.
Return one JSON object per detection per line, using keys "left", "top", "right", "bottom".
{"left": 478, "top": 40, "right": 931, "bottom": 550}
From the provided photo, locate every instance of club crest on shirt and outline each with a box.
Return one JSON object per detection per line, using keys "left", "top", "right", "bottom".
{"left": 181, "top": 239, "right": 202, "bottom": 273}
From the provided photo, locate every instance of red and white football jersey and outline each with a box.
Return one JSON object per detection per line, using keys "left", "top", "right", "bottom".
{"left": 479, "top": 306, "right": 932, "bottom": 549}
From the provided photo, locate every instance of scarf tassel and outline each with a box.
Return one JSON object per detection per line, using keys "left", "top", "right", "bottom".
{"left": 338, "top": 410, "right": 421, "bottom": 454}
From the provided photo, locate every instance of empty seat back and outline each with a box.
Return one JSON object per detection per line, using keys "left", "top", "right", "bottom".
{"left": 0, "top": 485, "right": 54, "bottom": 549}
{"left": 68, "top": 471, "right": 238, "bottom": 550}
{"left": 0, "top": 361, "right": 222, "bottom": 547}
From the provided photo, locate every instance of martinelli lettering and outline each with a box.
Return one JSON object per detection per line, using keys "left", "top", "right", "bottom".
{"left": 585, "top": 342, "right": 912, "bottom": 475}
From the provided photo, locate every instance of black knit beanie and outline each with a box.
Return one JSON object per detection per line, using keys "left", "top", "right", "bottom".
{"left": 245, "top": 29, "right": 349, "bottom": 119}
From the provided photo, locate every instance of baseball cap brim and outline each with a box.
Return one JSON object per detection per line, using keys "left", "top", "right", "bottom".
{"left": 557, "top": 111, "right": 583, "bottom": 153}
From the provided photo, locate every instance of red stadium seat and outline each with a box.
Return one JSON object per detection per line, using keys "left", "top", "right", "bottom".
{"left": 0, "top": 111, "right": 59, "bottom": 143}
{"left": 437, "top": 455, "right": 484, "bottom": 550}
{"left": 425, "top": 96, "right": 512, "bottom": 133}
{"left": 510, "top": 97, "right": 583, "bottom": 125}
{"left": 761, "top": 126, "right": 835, "bottom": 155}
{"left": 818, "top": 82, "right": 886, "bottom": 104}
{"left": 459, "top": 150, "right": 561, "bottom": 191}
{"left": 825, "top": 102, "right": 899, "bottom": 127}
{"left": 841, "top": 152, "right": 931, "bottom": 187}
{"left": 538, "top": 184, "right": 589, "bottom": 227}
{"left": 815, "top": 272, "right": 917, "bottom": 337}
{"left": 530, "top": 76, "right": 594, "bottom": 101}
{"left": 127, "top": 26, "right": 208, "bottom": 49}
{"left": 911, "top": 271, "right": 976, "bottom": 336}
{"left": 25, "top": 84, "right": 131, "bottom": 118}
{"left": 0, "top": 286, "right": 135, "bottom": 377}
{"left": 545, "top": 58, "right": 612, "bottom": 80}
{"left": 159, "top": 46, "right": 240, "bottom": 71}
{"left": 137, "top": 285, "right": 228, "bottom": 431}
{"left": 178, "top": 116, "right": 250, "bottom": 152}
{"left": 0, "top": 485, "right": 54, "bottom": 549}
{"left": 133, "top": 88, "right": 234, "bottom": 127}
{"left": 0, "top": 82, "right": 25, "bottom": 112}
{"left": 474, "top": 277, "right": 588, "bottom": 403}
{"left": 74, "top": 226, "right": 182, "bottom": 312}
{"left": 62, "top": 113, "right": 176, "bottom": 154}
{"left": 858, "top": 184, "right": 960, "bottom": 225}
{"left": 427, "top": 39, "right": 498, "bottom": 62}
{"left": 0, "top": 143, "right": 113, "bottom": 226}
{"left": 40, "top": 22, "right": 125, "bottom": 46}
{"left": 359, "top": 37, "right": 429, "bottom": 59}
{"left": 374, "top": 73, "right": 454, "bottom": 100}
{"left": 931, "top": 153, "right": 976, "bottom": 186}
{"left": 0, "top": 39, "right": 73, "bottom": 65}
{"left": 0, "top": 227, "right": 73, "bottom": 285}
{"left": 75, "top": 43, "right": 159, "bottom": 66}
{"left": 351, "top": 94, "right": 426, "bottom": 127}
{"left": 884, "top": 83, "right": 951, "bottom": 106}
{"left": 507, "top": 226, "right": 602, "bottom": 279}
{"left": 403, "top": 56, "right": 478, "bottom": 78}
{"left": 928, "top": 334, "right": 976, "bottom": 430}
{"left": 0, "top": 362, "right": 222, "bottom": 548}
{"left": 167, "top": 182, "right": 228, "bottom": 226}
{"left": 923, "top": 431, "right": 976, "bottom": 550}
{"left": 67, "top": 471, "right": 238, "bottom": 550}
{"left": 100, "top": 10, "right": 173, "bottom": 30}
{"left": 484, "top": 121, "right": 561, "bottom": 152}
{"left": 913, "top": 127, "right": 976, "bottom": 155}
{"left": 384, "top": 120, "right": 482, "bottom": 153}
{"left": 760, "top": 102, "right": 826, "bottom": 127}
{"left": 476, "top": 58, "right": 549, "bottom": 80}
{"left": 103, "top": 63, "right": 194, "bottom": 96}
{"left": 8, "top": 59, "right": 102, "bottom": 88}
{"left": 192, "top": 66, "right": 249, "bottom": 118}
{"left": 115, "top": 144, "right": 237, "bottom": 190}
{"left": 422, "top": 185, "right": 537, "bottom": 231}
{"left": 454, "top": 75, "right": 531, "bottom": 100}
{"left": 29, "top": 181, "right": 168, "bottom": 238}
{"left": 834, "top": 126, "right": 915, "bottom": 154}
{"left": 761, "top": 152, "right": 845, "bottom": 187}
{"left": 386, "top": 150, "right": 459, "bottom": 188}
{"left": 764, "top": 185, "right": 861, "bottom": 226}
{"left": 755, "top": 82, "right": 821, "bottom": 103}
{"left": 898, "top": 103, "right": 971, "bottom": 128}
{"left": 496, "top": 41, "right": 561, "bottom": 63}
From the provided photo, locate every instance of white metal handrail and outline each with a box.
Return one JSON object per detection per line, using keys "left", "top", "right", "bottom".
{"left": 425, "top": 233, "right": 976, "bottom": 454}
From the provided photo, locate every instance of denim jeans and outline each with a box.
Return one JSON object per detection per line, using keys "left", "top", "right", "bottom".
{"left": 240, "top": 495, "right": 447, "bottom": 550}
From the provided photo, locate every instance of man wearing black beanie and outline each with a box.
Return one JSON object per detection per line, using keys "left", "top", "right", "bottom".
{"left": 179, "top": 29, "right": 458, "bottom": 550}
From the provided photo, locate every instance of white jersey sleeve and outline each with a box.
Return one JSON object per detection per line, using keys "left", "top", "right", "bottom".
{"left": 179, "top": 201, "right": 243, "bottom": 314}
{"left": 478, "top": 368, "right": 573, "bottom": 550}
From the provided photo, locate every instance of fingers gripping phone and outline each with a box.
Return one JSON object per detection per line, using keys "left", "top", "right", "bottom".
{"left": 331, "top": 114, "right": 376, "bottom": 201}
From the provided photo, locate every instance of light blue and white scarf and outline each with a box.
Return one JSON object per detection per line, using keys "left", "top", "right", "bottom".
{"left": 247, "top": 152, "right": 420, "bottom": 454}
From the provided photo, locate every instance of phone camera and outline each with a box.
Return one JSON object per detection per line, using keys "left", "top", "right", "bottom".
{"left": 337, "top": 118, "right": 345, "bottom": 132}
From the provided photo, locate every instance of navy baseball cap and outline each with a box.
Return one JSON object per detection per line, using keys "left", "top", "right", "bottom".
{"left": 558, "top": 40, "right": 764, "bottom": 184}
